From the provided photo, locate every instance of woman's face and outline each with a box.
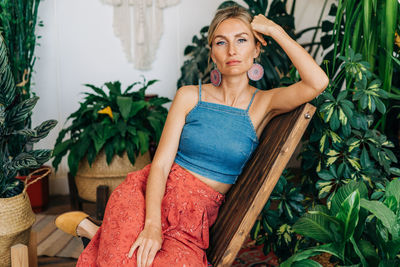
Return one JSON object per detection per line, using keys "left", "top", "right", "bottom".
{"left": 211, "top": 18, "right": 260, "bottom": 78}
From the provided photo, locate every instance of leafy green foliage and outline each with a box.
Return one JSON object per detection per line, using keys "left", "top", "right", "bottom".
{"left": 250, "top": 169, "right": 307, "bottom": 260}
{"left": 0, "top": 0, "right": 43, "bottom": 160}
{"left": 177, "top": 0, "right": 297, "bottom": 90}
{"left": 0, "top": 34, "right": 57, "bottom": 198}
{"left": 317, "top": 0, "right": 400, "bottom": 153}
{"left": 52, "top": 79, "right": 170, "bottom": 176}
{"left": 281, "top": 180, "right": 400, "bottom": 266}
{"left": 302, "top": 48, "right": 398, "bottom": 203}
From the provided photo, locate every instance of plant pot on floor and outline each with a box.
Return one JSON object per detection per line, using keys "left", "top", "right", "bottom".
{"left": 74, "top": 150, "right": 151, "bottom": 202}
{"left": 0, "top": 168, "right": 49, "bottom": 267}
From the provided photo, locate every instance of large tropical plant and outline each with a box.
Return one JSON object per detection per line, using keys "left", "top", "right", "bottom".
{"left": 302, "top": 48, "right": 399, "bottom": 203}
{"left": 52, "top": 79, "right": 170, "bottom": 176}
{"left": 0, "top": 0, "right": 41, "bottom": 100}
{"left": 318, "top": 0, "right": 400, "bottom": 149}
{"left": 0, "top": 0, "right": 44, "bottom": 168}
{"left": 0, "top": 35, "right": 57, "bottom": 198}
{"left": 281, "top": 179, "right": 400, "bottom": 267}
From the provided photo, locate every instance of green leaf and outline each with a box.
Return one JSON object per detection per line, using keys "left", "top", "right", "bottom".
{"left": 336, "top": 191, "right": 360, "bottom": 241}
{"left": 360, "top": 199, "right": 397, "bottom": 237}
{"left": 350, "top": 237, "right": 367, "bottom": 266}
{"left": 116, "top": 96, "right": 132, "bottom": 121}
{"left": 53, "top": 139, "right": 73, "bottom": 157}
{"left": 317, "top": 169, "right": 335, "bottom": 180}
{"left": 329, "top": 109, "right": 340, "bottom": 130}
{"left": 105, "top": 142, "right": 114, "bottom": 165}
{"left": 337, "top": 90, "right": 347, "bottom": 101}
{"left": 331, "top": 181, "right": 367, "bottom": 216}
{"left": 360, "top": 147, "right": 372, "bottom": 168}
{"left": 129, "top": 100, "right": 148, "bottom": 117}
{"left": 374, "top": 97, "right": 386, "bottom": 114}
{"left": 67, "top": 150, "right": 80, "bottom": 176}
{"left": 137, "top": 130, "right": 149, "bottom": 155}
{"left": 84, "top": 84, "right": 108, "bottom": 97}
{"left": 319, "top": 134, "right": 327, "bottom": 153}
{"left": 4, "top": 153, "right": 38, "bottom": 172}
{"left": 280, "top": 243, "right": 344, "bottom": 267}
{"left": 125, "top": 141, "right": 137, "bottom": 166}
{"left": 386, "top": 179, "right": 400, "bottom": 205}
{"left": 90, "top": 131, "right": 106, "bottom": 154}
{"left": 389, "top": 167, "right": 400, "bottom": 176}
{"left": 360, "top": 94, "right": 368, "bottom": 109}
{"left": 28, "top": 149, "right": 52, "bottom": 166}
{"left": 358, "top": 239, "right": 379, "bottom": 262}
{"left": 293, "top": 205, "right": 333, "bottom": 243}
{"left": 347, "top": 157, "right": 361, "bottom": 171}
{"left": 251, "top": 220, "right": 261, "bottom": 240}
{"left": 7, "top": 96, "right": 39, "bottom": 125}
{"left": 30, "top": 119, "right": 57, "bottom": 143}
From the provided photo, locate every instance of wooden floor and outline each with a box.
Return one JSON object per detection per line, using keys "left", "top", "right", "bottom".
{"left": 37, "top": 195, "right": 96, "bottom": 267}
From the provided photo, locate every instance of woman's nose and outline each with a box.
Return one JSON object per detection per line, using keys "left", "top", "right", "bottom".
{"left": 228, "top": 43, "right": 236, "bottom": 56}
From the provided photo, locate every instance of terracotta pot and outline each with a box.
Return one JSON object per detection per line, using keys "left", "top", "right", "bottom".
{"left": 75, "top": 150, "right": 151, "bottom": 202}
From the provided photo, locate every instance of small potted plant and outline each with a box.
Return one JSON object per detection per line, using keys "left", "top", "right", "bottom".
{"left": 0, "top": 35, "right": 57, "bottom": 266}
{"left": 52, "top": 78, "right": 170, "bottom": 202}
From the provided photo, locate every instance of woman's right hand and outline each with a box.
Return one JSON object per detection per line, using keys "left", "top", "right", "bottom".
{"left": 128, "top": 224, "right": 163, "bottom": 267}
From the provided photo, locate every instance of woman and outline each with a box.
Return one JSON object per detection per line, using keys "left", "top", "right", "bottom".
{"left": 56, "top": 5, "right": 329, "bottom": 267}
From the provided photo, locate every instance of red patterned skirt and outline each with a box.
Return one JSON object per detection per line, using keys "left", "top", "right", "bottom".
{"left": 76, "top": 163, "right": 225, "bottom": 267}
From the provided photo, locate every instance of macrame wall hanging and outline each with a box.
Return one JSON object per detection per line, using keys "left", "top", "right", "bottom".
{"left": 101, "top": 0, "right": 181, "bottom": 70}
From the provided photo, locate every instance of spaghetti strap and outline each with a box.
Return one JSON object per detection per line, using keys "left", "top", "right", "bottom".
{"left": 246, "top": 89, "right": 259, "bottom": 112}
{"left": 198, "top": 79, "right": 202, "bottom": 102}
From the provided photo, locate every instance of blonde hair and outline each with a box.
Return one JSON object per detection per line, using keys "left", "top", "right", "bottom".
{"left": 207, "top": 5, "right": 254, "bottom": 48}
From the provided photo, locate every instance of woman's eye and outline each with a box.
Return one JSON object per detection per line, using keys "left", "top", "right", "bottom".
{"left": 216, "top": 40, "right": 226, "bottom": 46}
{"left": 238, "top": 38, "right": 247, "bottom": 43}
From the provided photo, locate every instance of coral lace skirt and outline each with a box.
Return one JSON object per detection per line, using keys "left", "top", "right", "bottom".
{"left": 76, "top": 163, "right": 224, "bottom": 267}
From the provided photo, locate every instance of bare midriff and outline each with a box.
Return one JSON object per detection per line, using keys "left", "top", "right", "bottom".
{"left": 178, "top": 165, "right": 233, "bottom": 195}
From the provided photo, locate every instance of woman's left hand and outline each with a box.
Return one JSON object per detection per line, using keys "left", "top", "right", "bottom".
{"left": 250, "top": 14, "right": 279, "bottom": 46}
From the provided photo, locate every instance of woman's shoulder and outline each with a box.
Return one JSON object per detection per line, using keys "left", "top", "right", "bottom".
{"left": 174, "top": 85, "right": 200, "bottom": 115}
{"left": 176, "top": 85, "right": 199, "bottom": 102}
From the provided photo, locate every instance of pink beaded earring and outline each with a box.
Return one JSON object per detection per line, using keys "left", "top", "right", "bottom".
{"left": 247, "top": 61, "right": 264, "bottom": 81}
{"left": 210, "top": 63, "right": 221, "bottom": 87}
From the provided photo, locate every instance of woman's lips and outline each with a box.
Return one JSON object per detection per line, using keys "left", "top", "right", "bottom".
{"left": 226, "top": 60, "right": 241, "bottom": 65}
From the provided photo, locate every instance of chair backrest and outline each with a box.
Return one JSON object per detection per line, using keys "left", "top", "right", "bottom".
{"left": 206, "top": 103, "right": 316, "bottom": 266}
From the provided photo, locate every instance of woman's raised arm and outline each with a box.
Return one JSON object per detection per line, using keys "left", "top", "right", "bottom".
{"left": 251, "top": 14, "right": 329, "bottom": 115}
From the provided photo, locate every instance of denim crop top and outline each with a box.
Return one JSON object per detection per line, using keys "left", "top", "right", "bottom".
{"left": 174, "top": 81, "right": 259, "bottom": 184}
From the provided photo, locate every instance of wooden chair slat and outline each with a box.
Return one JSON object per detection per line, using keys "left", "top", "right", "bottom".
{"left": 207, "top": 103, "right": 316, "bottom": 266}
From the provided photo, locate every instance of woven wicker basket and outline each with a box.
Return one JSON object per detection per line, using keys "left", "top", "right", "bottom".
{"left": 0, "top": 167, "right": 50, "bottom": 267}
{"left": 75, "top": 150, "right": 151, "bottom": 202}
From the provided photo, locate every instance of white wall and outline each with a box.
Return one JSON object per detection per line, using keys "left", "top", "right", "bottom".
{"left": 31, "top": 0, "right": 334, "bottom": 195}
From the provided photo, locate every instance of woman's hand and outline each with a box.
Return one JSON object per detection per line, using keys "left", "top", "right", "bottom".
{"left": 250, "top": 14, "right": 279, "bottom": 46}
{"left": 128, "top": 225, "right": 163, "bottom": 267}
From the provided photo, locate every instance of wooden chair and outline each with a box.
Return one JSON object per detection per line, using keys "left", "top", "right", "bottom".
{"left": 207, "top": 103, "right": 315, "bottom": 266}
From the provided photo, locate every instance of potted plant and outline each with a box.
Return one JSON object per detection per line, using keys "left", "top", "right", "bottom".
{"left": 0, "top": 35, "right": 57, "bottom": 266}
{"left": 52, "top": 79, "right": 170, "bottom": 202}
{"left": 281, "top": 179, "right": 400, "bottom": 266}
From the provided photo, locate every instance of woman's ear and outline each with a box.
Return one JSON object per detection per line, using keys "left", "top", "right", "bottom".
{"left": 254, "top": 41, "right": 261, "bottom": 58}
{"left": 210, "top": 51, "right": 216, "bottom": 64}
